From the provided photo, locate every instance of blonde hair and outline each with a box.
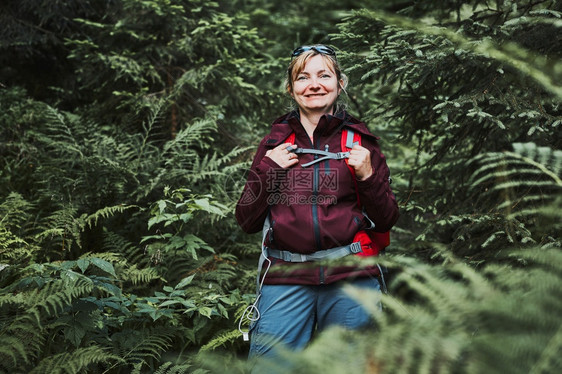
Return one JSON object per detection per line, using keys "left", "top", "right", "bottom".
{"left": 284, "top": 49, "right": 349, "bottom": 111}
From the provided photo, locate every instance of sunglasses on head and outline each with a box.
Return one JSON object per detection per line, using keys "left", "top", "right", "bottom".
{"left": 291, "top": 45, "right": 337, "bottom": 59}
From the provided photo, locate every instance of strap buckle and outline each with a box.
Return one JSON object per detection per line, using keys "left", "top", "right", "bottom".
{"left": 336, "top": 151, "right": 350, "bottom": 159}
{"left": 349, "top": 241, "right": 362, "bottom": 254}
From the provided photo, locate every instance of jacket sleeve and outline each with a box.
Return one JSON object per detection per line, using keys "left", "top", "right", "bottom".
{"left": 235, "top": 138, "right": 282, "bottom": 234}
{"left": 355, "top": 137, "right": 400, "bottom": 232}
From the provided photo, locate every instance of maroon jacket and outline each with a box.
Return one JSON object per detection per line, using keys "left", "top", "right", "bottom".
{"left": 235, "top": 111, "right": 399, "bottom": 285}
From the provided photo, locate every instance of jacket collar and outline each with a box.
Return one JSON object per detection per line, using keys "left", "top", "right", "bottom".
{"left": 265, "top": 110, "right": 376, "bottom": 147}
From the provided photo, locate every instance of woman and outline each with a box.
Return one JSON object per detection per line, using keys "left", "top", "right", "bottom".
{"left": 235, "top": 45, "right": 399, "bottom": 367}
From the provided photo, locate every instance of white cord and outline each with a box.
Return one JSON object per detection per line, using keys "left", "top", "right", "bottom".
{"left": 376, "top": 264, "right": 388, "bottom": 294}
{"left": 238, "top": 247, "right": 272, "bottom": 341}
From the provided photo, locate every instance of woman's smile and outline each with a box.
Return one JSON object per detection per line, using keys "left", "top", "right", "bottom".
{"left": 291, "top": 54, "right": 342, "bottom": 114}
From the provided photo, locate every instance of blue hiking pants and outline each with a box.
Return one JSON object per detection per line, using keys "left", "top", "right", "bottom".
{"left": 248, "top": 276, "right": 381, "bottom": 369}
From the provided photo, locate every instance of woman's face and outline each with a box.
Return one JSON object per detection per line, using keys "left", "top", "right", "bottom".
{"left": 291, "top": 54, "right": 342, "bottom": 115}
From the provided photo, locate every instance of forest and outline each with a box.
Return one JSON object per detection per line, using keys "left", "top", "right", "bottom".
{"left": 0, "top": 0, "right": 561, "bottom": 373}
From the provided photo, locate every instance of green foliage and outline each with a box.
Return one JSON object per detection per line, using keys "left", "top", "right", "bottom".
{"left": 414, "top": 142, "right": 562, "bottom": 261}
{"left": 0, "top": 233, "right": 248, "bottom": 372}
{"left": 0, "top": 265, "right": 115, "bottom": 373}
{"left": 0, "top": 193, "right": 37, "bottom": 265}
{"left": 469, "top": 142, "right": 562, "bottom": 216}
{"left": 0, "top": 89, "right": 253, "bottom": 372}
{"left": 285, "top": 246, "right": 562, "bottom": 374}
{"left": 29, "top": 346, "right": 121, "bottom": 374}
{"left": 1, "top": 0, "right": 561, "bottom": 373}
{"left": 333, "top": 0, "right": 561, "bottom": 261}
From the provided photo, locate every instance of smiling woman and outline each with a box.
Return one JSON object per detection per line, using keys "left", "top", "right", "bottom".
{"left": 290, "top": 55, "right": 342, "bottom": 129}
{"left": 235, "top": 44, "right": 399, "bottom": 373}
{"left": 285, "top": 48, "right": 348, "bottom": 138}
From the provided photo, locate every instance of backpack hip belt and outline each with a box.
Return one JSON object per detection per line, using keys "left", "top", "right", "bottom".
{"left": 265, "top": 241, "right": 362, "bottom": 263}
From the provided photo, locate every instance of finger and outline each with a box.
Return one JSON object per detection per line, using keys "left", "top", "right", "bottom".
{"left": 287, "top": 157, "right": 299, "bottom": 166}
{"left": 349, "top": 151, "right": 368, "bottom": 163}
{"left": 277, "top": 156, "right": 298, "bottom": 169}
{"left": 350, "top": 147, "right": 368, "bottom": 155}
{"left": 277, "top": 142, "right": 294, "bottom": 150}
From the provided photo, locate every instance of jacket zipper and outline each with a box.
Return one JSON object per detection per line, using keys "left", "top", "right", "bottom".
{"left": 311, "top": 137, "right": 322, "bottom": 252}
{"left": 309, "top": 131, "right": 324, "bottom": 285}
{"left": 319, "top": 266, "right": 325, "bottom": 284}
{"left": 324, "top": 144, "right": 331, "bottom": 174}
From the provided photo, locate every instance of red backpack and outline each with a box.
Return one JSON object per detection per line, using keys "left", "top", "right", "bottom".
{"left": 284, "top": 128, "right": 390, "bottom": 256}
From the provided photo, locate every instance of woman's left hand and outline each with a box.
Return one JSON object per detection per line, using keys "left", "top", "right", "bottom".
{"left": 348, "top": 145, "right": 373, "bottom": 181}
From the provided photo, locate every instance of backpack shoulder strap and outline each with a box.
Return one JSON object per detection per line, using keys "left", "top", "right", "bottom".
{"left": 344, "top": 129, "right": 360, "bottom": 149}
{"left": 341, "top": 127, "right": 360, "bottom": 178}
{"left": 341, "top": 128, "right": 378, "bottom": 230}
{"left": 342, "top": 128, "right": 391, "bottom": 251}
{"left": 341, "top": 128, "right": 362, "bottom": 167}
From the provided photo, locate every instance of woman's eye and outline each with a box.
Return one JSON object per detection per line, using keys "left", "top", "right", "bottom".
{"left": 296, "top": 76, "right": 307, "bottom": 81}
{"left": 321, "top": 74, "right": 331, "bottom": 78}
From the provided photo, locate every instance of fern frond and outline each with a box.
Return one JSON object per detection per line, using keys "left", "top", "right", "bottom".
{"left": 29, "top": 346, "right": 123, "bottom": 374}
{"left": 0, "top": 227, "right": 35, "bottom": 264}
{"left": 32, "top": 277, "right": 95, "bottom": 317}
{"left": 199, "top": 329, "right": 241, "bottom": 352}
{"left": 468, "top": 143, "right": 562, "bottom": 219}
{"left": 0, "top": 314, "right": 45, "bottom": 370}
{"left": 152, "top": 361, "right": 194, "bottom": 374}
{"left": 102, "top": 230, "right": 150, "bottom": 266}
{"left": 84, "top": 204, "right": 137, "bottom": 229}
{"left": 0, "top": 192, "right": 34, "bottom": 229}
{"left": 122, "top": 264, "right": 162, "bottom": 286}
{"left": 0, "top": 274, "right": 95, "bottom": 371}
{"left": 35, "top": 206, "right": 83, "bottom": 251}
{"left": 112, "top": 327, "right": 176, "bottom": 368}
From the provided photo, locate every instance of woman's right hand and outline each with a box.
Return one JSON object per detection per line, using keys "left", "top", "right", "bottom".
{"left": 265, "top": 143, "right": 299, "bottom": 168}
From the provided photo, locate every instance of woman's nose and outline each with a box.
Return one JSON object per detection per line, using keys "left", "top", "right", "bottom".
{"left": 308, "top": 77, "right": 321, "bottom": 88}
